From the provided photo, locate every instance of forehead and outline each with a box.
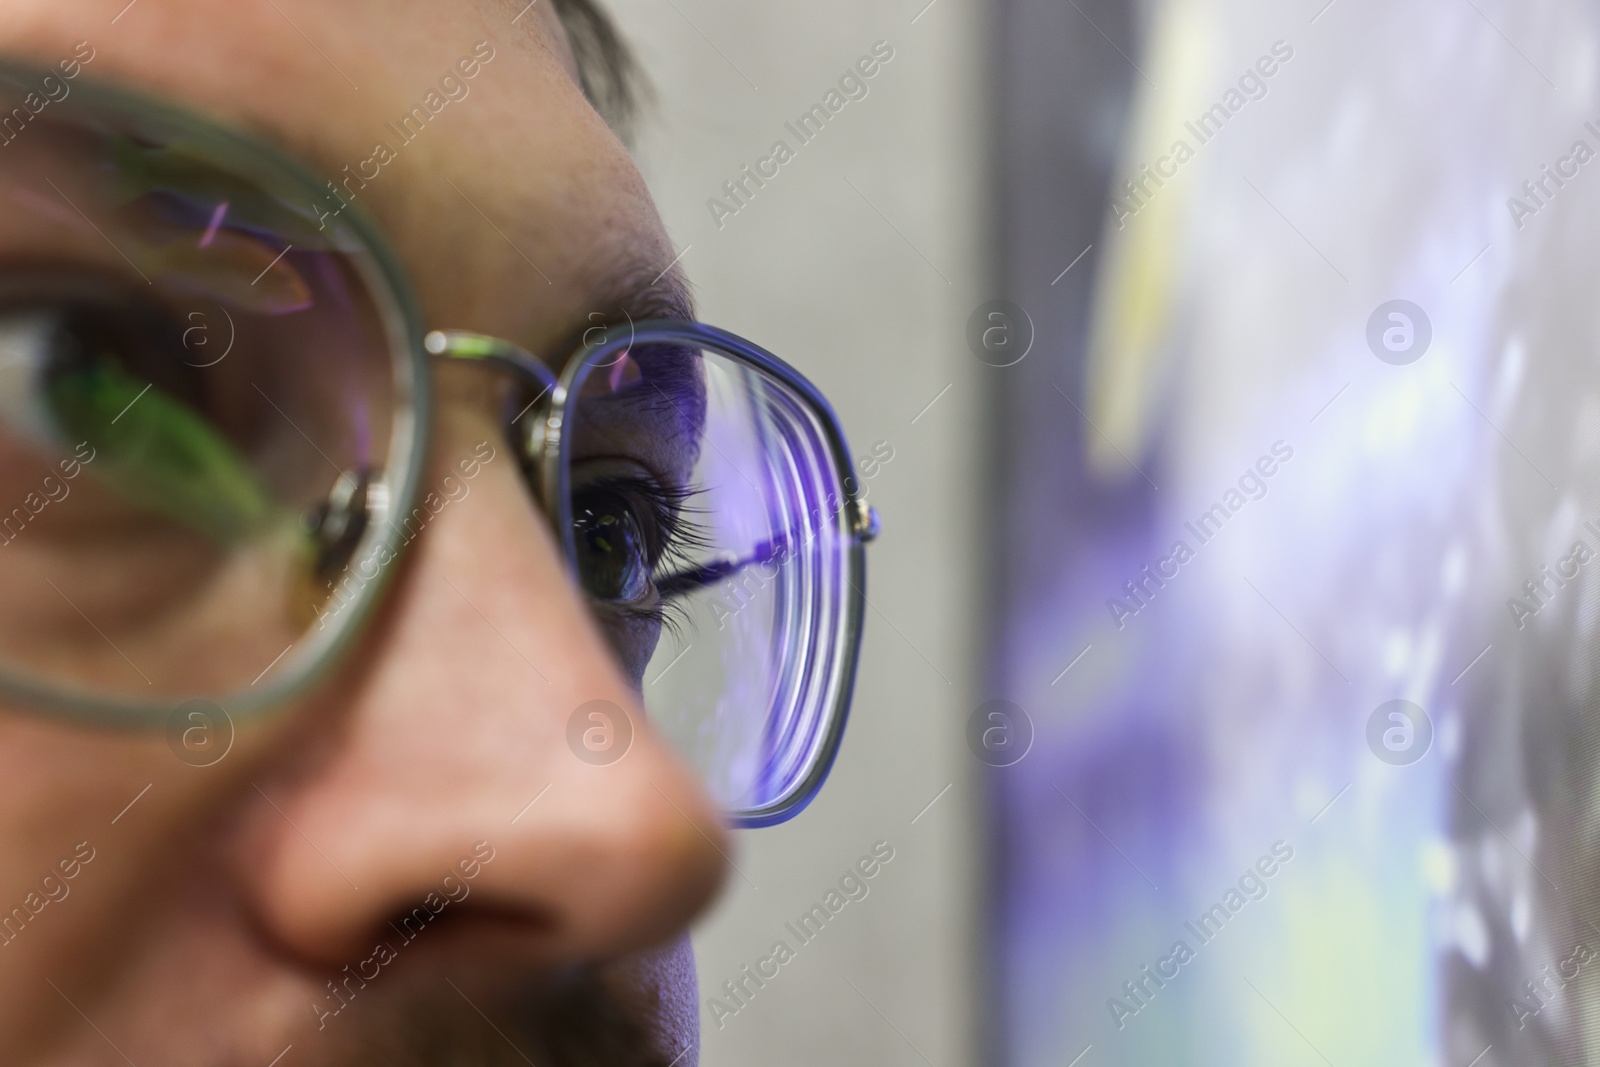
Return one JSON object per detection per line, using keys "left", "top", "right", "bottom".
{"left": 0, "top": 0, "right": 688, "bottom": 355}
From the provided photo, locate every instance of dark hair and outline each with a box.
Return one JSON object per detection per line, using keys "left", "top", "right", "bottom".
{"left": 550, "top": 0, "right": 650, "bottom": 141}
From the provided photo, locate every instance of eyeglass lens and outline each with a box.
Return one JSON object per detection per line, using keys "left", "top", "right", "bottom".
{"left": 0, "top": 101, "right": 407, "bottom": 704}
{"left": 560, "top": 339, "right": 856, "bottom": 816}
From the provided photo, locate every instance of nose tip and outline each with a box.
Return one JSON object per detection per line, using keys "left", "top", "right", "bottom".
{"left": 237, "top": 693, "right": 730, "bottom": 969}
{"left": 513, "top": 749, "right": 730, "bottom": 958}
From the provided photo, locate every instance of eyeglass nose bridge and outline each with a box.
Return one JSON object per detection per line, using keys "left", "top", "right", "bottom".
{"left": 423, "top": 327, "right": 563, "bottom": 489}
{"left": 423, "top": 329, "right": 559, "bottom": 395}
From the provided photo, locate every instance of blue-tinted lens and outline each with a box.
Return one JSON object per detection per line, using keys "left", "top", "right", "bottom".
{"left": 562, "top": 336, "right": 859, "bottom": 821}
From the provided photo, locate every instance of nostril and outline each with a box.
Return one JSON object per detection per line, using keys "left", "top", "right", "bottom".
{"left": 375, "top": 894, "right": 560, "bottom": 952}
{"left": 304, "top": 897, "right": 564, "bottom": 1011}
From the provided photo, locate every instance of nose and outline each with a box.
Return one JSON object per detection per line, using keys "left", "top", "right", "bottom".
{"left": 232, "top": 398, "right": 728, "bottom": 968}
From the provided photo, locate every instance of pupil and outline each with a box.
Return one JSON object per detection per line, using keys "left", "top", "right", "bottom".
{"left": 39, "top": 294, "right": 201, "bottom": 412}
{"left": 575, "top": 492, "right": 649, "bottom": 603}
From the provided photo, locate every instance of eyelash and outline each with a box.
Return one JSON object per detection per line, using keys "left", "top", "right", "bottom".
{"left": 585, "top": 474, "right": 710, "bottom": 633}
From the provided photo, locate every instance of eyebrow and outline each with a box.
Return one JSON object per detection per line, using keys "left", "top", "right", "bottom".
{"left": 610, "top": 262, "right": 696, "bottom": 327}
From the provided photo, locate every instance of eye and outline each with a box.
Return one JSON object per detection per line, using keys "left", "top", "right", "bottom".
{"left": 0, "top": 277, "right": 273, "bottom": 543}
{"left": 0, "top": 284, "right": 201, "bottom": 445}
{"left": 568, "top": 474, "right": 705, "bottom": 613}
{"left": 571, "top": 483, "right": 655, "bottom": 604}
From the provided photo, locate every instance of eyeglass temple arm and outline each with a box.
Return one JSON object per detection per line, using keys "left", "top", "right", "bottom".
{"left": 657, "top": 535, "right": 791, "bottom": 599}
{"left": 656, "top": 500, "right": 881, "bottom": 597}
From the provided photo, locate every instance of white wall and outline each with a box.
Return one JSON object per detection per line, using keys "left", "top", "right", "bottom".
{"left": 602, "top": 1, "right": 988, "bottom": 1063}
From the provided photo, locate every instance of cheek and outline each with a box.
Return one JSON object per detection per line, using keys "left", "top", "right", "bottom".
{"left": 592, "top": 604, "right": 663, "bottom": 691}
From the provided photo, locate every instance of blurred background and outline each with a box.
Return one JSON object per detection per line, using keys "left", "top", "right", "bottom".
{"left": 613, "top": 1, "right": 1600, "bottom": 1065}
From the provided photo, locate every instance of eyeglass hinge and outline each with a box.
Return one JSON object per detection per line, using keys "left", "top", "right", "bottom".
{"left": 850, "top": 499, "right": 881, "bottom": 543}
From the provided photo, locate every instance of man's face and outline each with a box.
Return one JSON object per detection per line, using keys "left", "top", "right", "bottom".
{"left": 0, "top": 1, "right": 729, "bottom": 1064}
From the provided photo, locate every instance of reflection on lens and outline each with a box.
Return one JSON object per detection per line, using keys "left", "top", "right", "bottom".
{"left": 0, "top": 76, "right": 412, "bottom": 712}
{"left": 563, "top": 336, "right": 859, "bottom": 819}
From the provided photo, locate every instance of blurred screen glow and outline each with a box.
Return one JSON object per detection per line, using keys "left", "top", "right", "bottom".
{"left": 994, "top": 2, "right": 1600, "bottom": 1065}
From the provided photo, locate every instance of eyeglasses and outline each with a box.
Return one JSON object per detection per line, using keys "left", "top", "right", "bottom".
{"left": 0, "top": 60, "right": 876, "bottom": 827}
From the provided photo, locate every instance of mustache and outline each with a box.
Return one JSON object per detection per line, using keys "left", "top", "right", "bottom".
{"left": 318, "top": 965, "right": 683, "bottom": 1067}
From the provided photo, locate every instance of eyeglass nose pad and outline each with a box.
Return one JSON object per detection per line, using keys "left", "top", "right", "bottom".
{"left": 506, "top": 387, "right": 557, "bottom": 494}
{"left": 306, "top": 467, "right": 374, "bottom": 581}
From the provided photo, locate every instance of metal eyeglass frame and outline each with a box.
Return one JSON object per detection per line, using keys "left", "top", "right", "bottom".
{"left": 427, "top": 323, "right": 879, "bottom": 827}
{"left": 0, "top": 59, "right": 876, "bottom": 827}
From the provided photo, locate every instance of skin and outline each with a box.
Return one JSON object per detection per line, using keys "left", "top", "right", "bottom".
{"left": 0, "top": 1, "right": 730, "bottom": 1064}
